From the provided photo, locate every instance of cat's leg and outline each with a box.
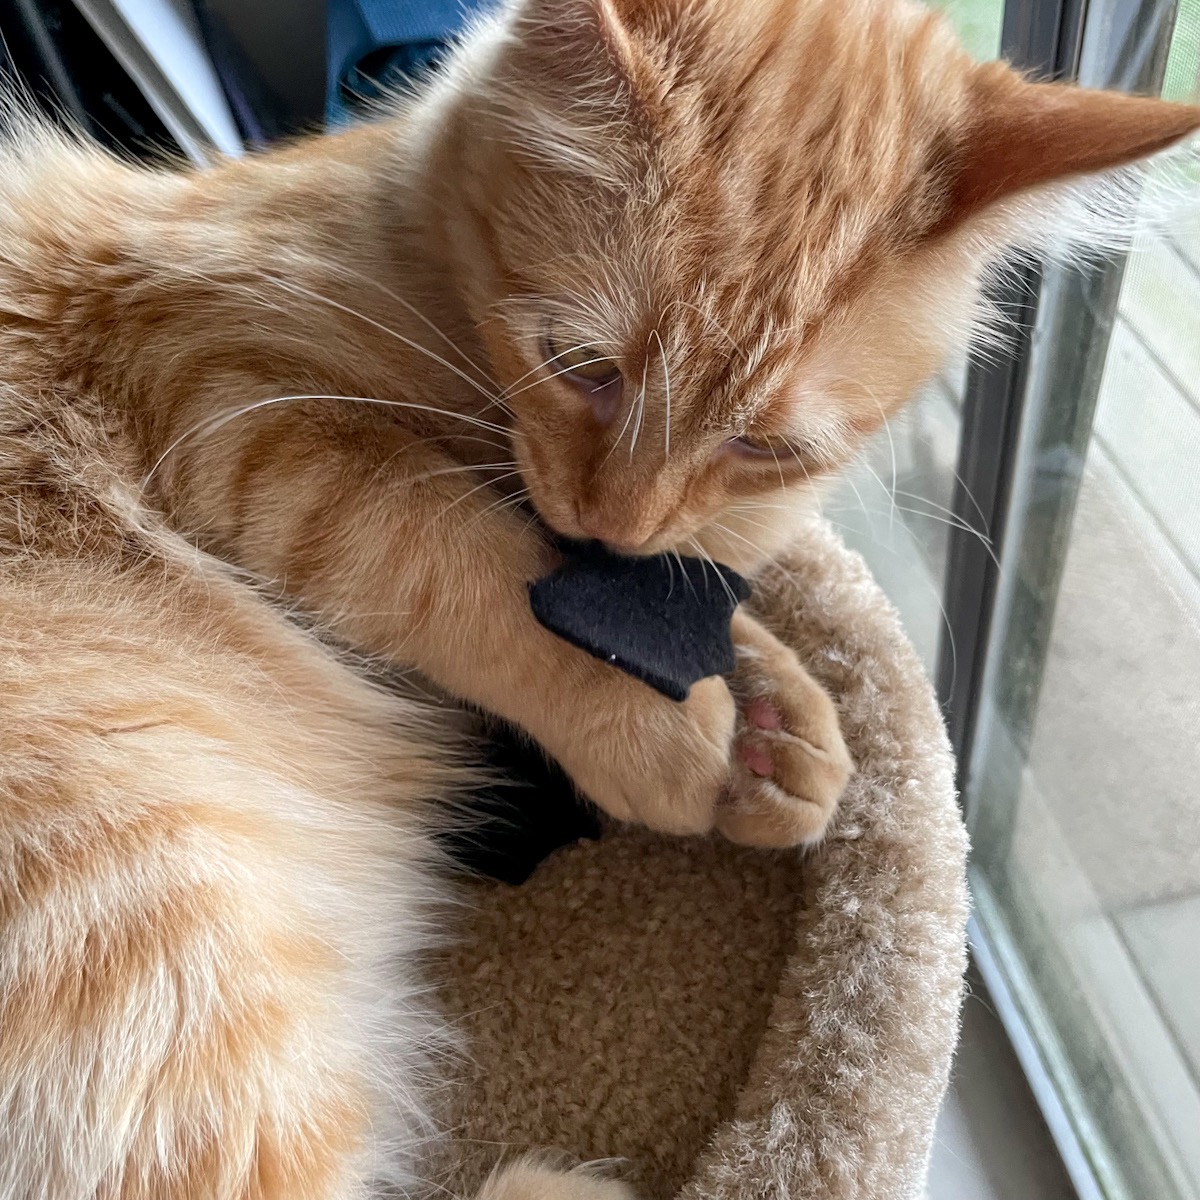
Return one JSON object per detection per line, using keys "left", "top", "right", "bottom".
{"left": 165, "top": 421, "right": 734, "bottom": 836}
{"left": 0, "top": 560, "right": 457, "bottom": 1200}
{"left": 716, "top": 610, "right": 853, "bottom": 848}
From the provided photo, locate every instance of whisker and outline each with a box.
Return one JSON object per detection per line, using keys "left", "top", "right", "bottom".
{"left": 727, "top": 500, "right": 804, "bottom": 514}
{"left": 862, "top": 462, "right": 899, "bottom": 531}
{"left": 410, "top": 461, "right": 519, "bottom": 484}
{"left": 671, "top": 548, "right": 699, "bottom": 601}
{"left": 824, "top": 511, "right": 961, "bottom": 692}
{"left": 651, "top": 327, "right": 671, "bottom": 461}
{"left": 629, "top": 352, "right": 649, "bottom": 458}
{"left": 327, "top": 264, "right": 501, "bottom": 390}
{"left": 768, "top": 442, "right": 787, "bottom": 492}
{"left": 891, "top": 486, "right": 986, "bottom": 532}
{"left": 465, "top": 487, "right": 533, "bottom": 531}
{"left": 687, "top": 536, "right": 740, "bottom": 608}
{"left": 893, "top": 504, "right": 1000, "bottom": 567}
{"left": 715, "top": 509, "right": 780, "bottom": 535}
{"left": 143, "top": 394, "right": 512, "bottom": 487}
{"left": 373, "top": 431, "right": 516, "bottom": 478}
{"left": 843, "top": 473, "right": 872, "bottom": 534}
{"left": 829, "top": 495, "right": 999, "bottom": 567}
{"left": 951, "top": 466, "right": 991, "bottom": 532}
{"left": 500, "top": 337, "right": 605, "bottom": 394}
{"left": 783, "top": 441, "right": 824, "bottom": 518}
{"left": 709, "top": 521, "right": 768, "bottom": 560}
{"left": 503, "top": 354, "right": 616, "bottom": 401}
{"left": 865, "top": 394, "right": 899, "bottom": 531}
{"left": 266, "top": 277, "right": 514, "bottom": 417}
{"left": 156, "top": 241, "right": 502, "bottom": 395}
{"left": 435, "top": 470, "right": 525, "bottom": 519}
{"left": 602, "top": 375, "right": 640, "bottom": 467}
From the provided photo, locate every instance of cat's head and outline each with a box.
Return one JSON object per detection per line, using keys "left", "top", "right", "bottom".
{"left": 439, "top": 0, "right": 1199, "bottom": 563}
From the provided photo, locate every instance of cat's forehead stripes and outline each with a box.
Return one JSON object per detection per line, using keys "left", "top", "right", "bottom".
{"left": 485, "top": 0, "right": 1200, "bottom": 488}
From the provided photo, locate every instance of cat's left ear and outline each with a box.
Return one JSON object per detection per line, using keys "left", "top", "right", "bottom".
{"left": 510, "top": 0, "right": 649, "bottom": 103}
{"left": 941, "top": 61, "right": 1200, "bottom": 228}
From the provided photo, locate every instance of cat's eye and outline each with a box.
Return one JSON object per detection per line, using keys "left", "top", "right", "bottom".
{"left": 546, "top": 339, "right": 623, "bottom": 392}
{"left": 727, "top": 434, "right": 778, "bottom": 458}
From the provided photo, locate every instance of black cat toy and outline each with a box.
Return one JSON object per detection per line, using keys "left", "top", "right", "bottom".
{"left": 442, "top": 540, "right": 749, "bottom": 884}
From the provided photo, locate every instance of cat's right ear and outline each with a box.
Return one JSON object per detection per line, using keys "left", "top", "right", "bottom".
{"left": 939, "top": 61, "right": 1200, "bottom": 231}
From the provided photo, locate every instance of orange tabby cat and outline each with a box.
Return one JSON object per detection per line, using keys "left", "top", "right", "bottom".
{"left": 1, "top": 0, "right": 1196, "bottom": 1194}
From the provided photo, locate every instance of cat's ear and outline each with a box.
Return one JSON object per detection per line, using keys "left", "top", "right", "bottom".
{"left": 512, "top": 0, "right": 645, "bottom": 98}
{"left": 944, "top": 63, "right": 1200, "bottom": 225}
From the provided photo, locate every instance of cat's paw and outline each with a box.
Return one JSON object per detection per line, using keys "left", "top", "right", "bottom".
{"left": 716, "top": 614, "right": 853, "bottom": 848}
{"left": 553, "top": 672, "right": 735, "bottom": 836}
{"left": 476, "top": 1160, "right": 639, "bottom": 1200}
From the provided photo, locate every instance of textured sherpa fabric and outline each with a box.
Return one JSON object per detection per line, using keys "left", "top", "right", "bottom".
{"left": 428, "top": 518, "right": 969, "bottom": 1200}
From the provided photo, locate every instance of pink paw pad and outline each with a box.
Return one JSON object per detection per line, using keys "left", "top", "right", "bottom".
{"left": 738, "top": 739, "right": 775, "bottom": 778}
{"left": 746, "top": 697, "right": 784, "bottom": 731}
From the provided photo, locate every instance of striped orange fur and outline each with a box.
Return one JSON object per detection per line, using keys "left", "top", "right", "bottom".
{"left": 1, "top": 0, "right": 1196, "bottom": 1195}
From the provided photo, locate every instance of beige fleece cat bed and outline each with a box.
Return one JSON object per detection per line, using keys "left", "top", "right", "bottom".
{"left": 428, "top": 517, "right": 969, "bottom": 1199}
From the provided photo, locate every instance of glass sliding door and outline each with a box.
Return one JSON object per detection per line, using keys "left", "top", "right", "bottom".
{"left": 833, "top": 1, "right": 1200, "bottom": 1195}
{"left": 960, "top": 2, "right": 1200, "bottom": 1197}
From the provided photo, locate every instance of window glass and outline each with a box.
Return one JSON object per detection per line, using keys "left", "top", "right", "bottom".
{"left": 966, "top": 4, "right": 1200, "bottom": 1196}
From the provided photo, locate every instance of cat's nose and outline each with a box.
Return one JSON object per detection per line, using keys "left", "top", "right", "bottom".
{"left": 575, "top": 505, "right": 656, "bottom": 554}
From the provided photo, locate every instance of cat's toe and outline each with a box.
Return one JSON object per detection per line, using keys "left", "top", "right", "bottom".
{"left": 476, "top": 1160, "right": 639, "bottom": 1200}
{"left": 718, "top": 684, "right": 852, "bottom": 849}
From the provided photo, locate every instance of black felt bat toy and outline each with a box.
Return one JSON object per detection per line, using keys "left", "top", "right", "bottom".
{"left": 441, "top": 541, "right": 750, "bottom": 885}
{"left": 530, "top": 539, "right": 751, "bottom": 701}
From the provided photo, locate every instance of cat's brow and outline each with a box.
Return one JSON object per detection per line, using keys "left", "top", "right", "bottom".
{"left": 666, "top": 298, "right": 744, "bottom": 354}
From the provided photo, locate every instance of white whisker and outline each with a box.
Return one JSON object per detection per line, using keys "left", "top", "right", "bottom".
{"left": 862, "top": 462, "right": 898, "bottom": 530}
{"left": 767, "top": 442, "right": 787, "bottom": 492}
{"left": 672, "top": 548, "right": 698, "bottom": 600}
{"left": 864, "top": 393, "right": 899, "bottom": 531}
{"left": 436, "top": 470, "right": 525, "bottom": 519}
{"left": 331, "top": 266, "right": 500, "bottom": 390}
{"left": 410, "top": 461, "right": 519, "bottom": 484}
{"left": 267, "top": 277, "right": 514, "bottom": 417}
{"left": 687, "top": 536, "right": 740, "bottom": 608}
{"left": 651, "top": 327, "right": 671, "bottom": 461}
{"left": 503, "top": 355, "right": 615, "bottom": 400}
{"left": 629, "top": 352, "right": 648, "bottom": 458}
{"left": 710, "top": 521, "right": 767, "bottom": 559}
{"left": 466, "top": 487, "right": 533, "bottom": 531}
{"left": 829, "top": 495, "right": 999, "bottom": 568}
{"left": 951, "top": 466, "right": 991, "bottom": 532}
{"left": 501, "top": 337, "right": 604, "bottom": 394}
{"left": 143, "top": 394, "right": 512, "bottom": 487}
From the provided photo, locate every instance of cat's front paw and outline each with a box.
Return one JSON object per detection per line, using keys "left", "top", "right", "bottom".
{"left": 553, "top": 672, "right": 736, "bottom": 836}
{"left": 476, "top": 1160, "right": 639, "bottom": 1200}
{"left": 716, "top": 613, "right": 853, "bottom": 848}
